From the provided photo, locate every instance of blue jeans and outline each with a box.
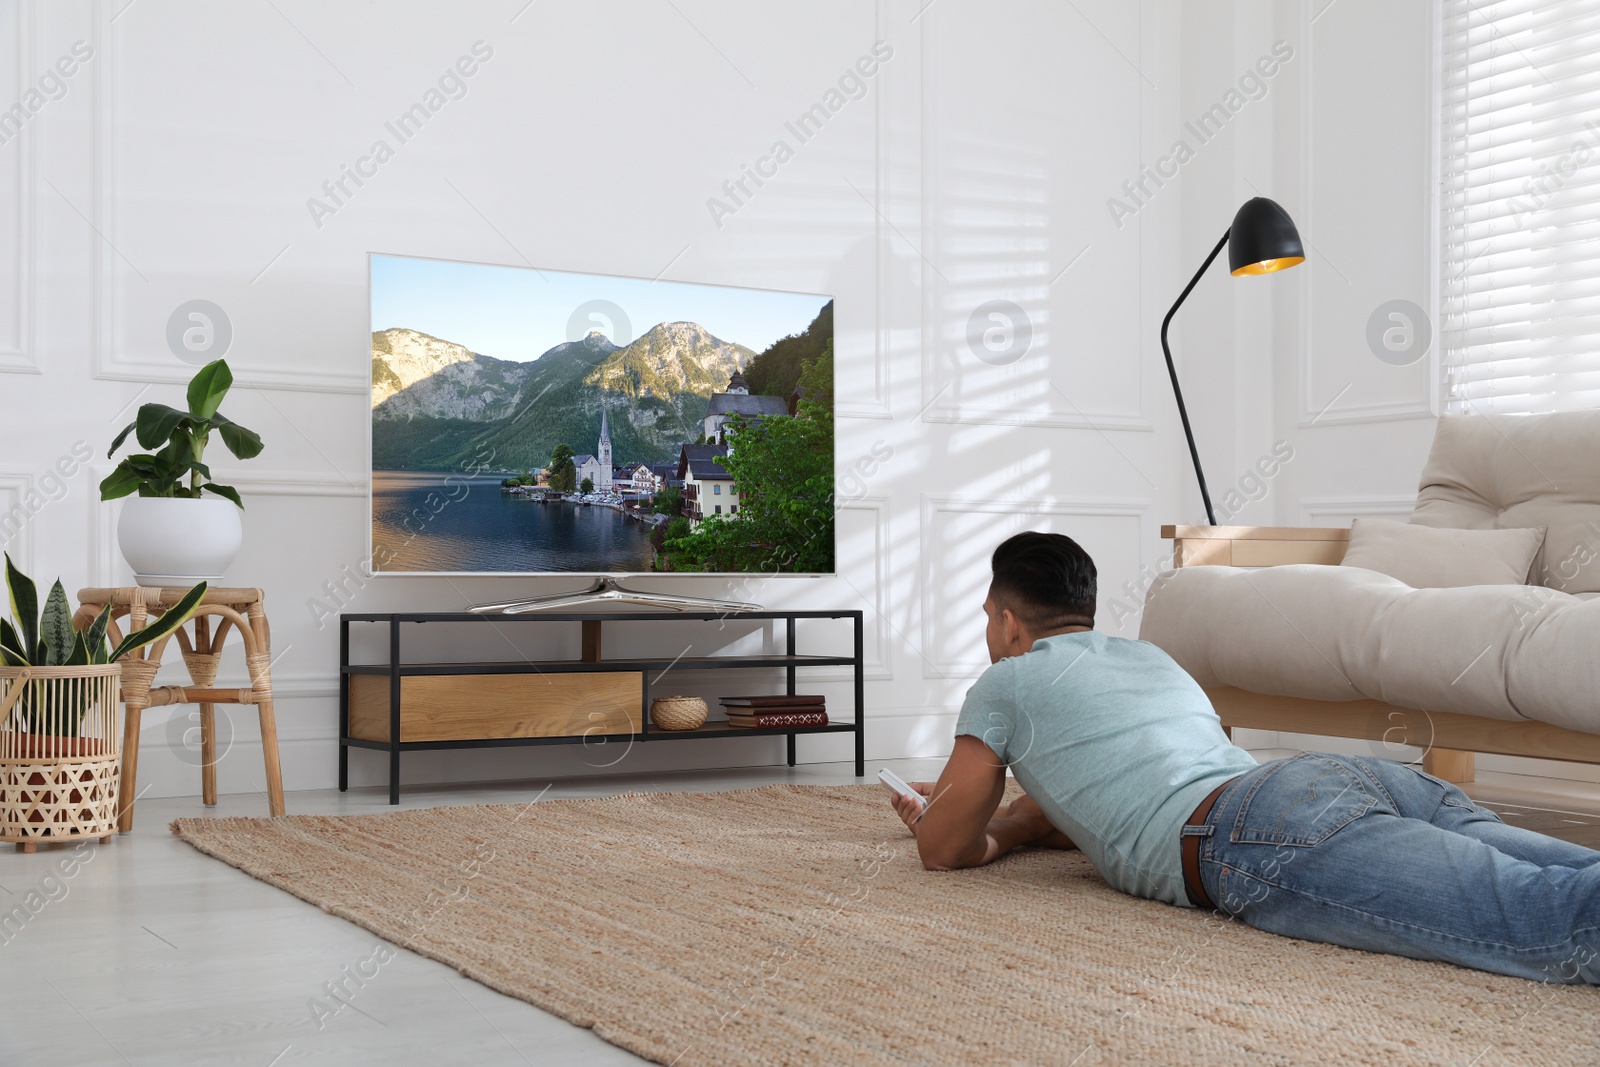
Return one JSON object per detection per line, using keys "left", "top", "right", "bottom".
{"left": 1194, "top": 753, "right": 1600, "bottom": 984}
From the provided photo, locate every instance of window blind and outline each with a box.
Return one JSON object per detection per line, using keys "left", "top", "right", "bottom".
{"left": 1441, "top": 0, "right": 1600, "bottom": 414}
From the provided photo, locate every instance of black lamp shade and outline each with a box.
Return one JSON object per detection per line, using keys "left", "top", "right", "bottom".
{"left": 1228, "top": 197, "right": 1304, "bottom": 276}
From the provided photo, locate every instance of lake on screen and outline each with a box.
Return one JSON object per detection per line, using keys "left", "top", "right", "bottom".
{"left": 371, "top": 471, "right": 654, "bottom": 573}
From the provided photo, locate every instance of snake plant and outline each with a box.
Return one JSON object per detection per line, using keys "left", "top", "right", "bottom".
{"left": 1, "top": 553, "right": 206, "bottom": 733}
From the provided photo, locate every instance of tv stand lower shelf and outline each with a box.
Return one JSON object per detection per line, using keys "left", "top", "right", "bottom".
{"left": 339, "top": 609, "right": 865, "bottom": 803}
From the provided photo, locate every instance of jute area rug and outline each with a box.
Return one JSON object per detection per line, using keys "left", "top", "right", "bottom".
{"left": 172, "top": 784, "right": 1594, "bottom": 1066}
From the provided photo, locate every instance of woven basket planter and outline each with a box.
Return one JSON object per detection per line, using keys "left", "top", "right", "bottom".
{"left": 650, "top": 695, "right": 707, "bottom": 731}
{"left": 0, "top": 664, "right": 123, "bottom": 852}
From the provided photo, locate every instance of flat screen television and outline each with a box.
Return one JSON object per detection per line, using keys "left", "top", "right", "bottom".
{"left": 368, "top": 253, "right": 835, "bottom": 581}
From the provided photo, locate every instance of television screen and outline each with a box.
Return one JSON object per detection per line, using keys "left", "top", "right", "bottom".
{"left": 368, "top": 253, "right": 835, "bottom": 576}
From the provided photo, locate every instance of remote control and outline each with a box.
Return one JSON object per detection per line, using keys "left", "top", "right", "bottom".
{"left": 878, "top": 768, "right": 927, "bottom": 813}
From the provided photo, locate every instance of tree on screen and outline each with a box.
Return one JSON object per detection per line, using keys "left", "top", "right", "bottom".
{"left": 796, "top": 339, "right": 833, "bottom": 412}
{"left": 548, "top": 444, "right": 576, "bottom": 492}
{"left": 661, "top": 350, "right": 834, "bottom": 574}
{"left": 653, "top": 485, "right": 682, "bottom": 516}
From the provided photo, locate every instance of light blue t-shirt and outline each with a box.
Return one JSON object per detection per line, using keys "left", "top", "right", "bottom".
{"left": 954, "top": 631, "right": 1257, "bottom": 906}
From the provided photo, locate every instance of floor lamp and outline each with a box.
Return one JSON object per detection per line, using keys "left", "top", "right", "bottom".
{"left": 1160, "top": 196, "right": 1304, "bottom": 525}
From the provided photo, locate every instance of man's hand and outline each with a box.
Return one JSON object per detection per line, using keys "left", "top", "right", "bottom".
{"left": 1004, "top": 791, "right": 1077, "bottom": 851}
{"left": 1005, "top": 793, "right": 1051, "bottom": 838}
{"left": 889, "top": 781, "right": 934, "bottom": 834}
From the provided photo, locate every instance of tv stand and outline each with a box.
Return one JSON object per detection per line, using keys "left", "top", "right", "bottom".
{"left": 339, "top": 608, "right": 865, "bottom": 802}
{"left": 470, "top": 576, "right": 759, "bottom": 614}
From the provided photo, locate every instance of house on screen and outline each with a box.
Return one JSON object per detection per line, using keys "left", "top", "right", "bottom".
{"left": 703, "top": 371, "right": 788, "bottom": 444}
{"left": 676, "top": 442, "right": 739, "bottom": 522}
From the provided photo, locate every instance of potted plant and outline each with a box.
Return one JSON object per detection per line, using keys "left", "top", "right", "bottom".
{"left": 99, "top": 359, "right": 264, "bottom": 584}
{"left": 0, "top": 554, "right": 205, "bottom": 850}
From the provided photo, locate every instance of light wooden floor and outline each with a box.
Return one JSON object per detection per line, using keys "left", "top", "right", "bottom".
{"left": 1458, "top": 776, "right": 1600, "bottom": 848}
{"left": 3, "top": 754, "right": 1598, "bottom": 1067}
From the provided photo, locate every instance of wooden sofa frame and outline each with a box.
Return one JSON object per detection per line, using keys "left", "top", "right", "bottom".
{"left": 1162, "top": 525, "right": 1600, "bottom": 784}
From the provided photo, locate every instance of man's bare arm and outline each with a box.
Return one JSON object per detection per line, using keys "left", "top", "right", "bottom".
{"left": 889, "top": 737, "right": 1064, "bottom": 870}
{"left": 888, "top": 737, "right": 1003, "bottom": 869}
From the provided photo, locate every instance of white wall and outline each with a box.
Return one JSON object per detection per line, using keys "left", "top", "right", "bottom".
{"left": 1, "top": 0, "right": 1200, "bottom": 798}
{"left": 1169, "top": 0, "right": 1439, "bottom": 528}
{"left": 1270, "top": 0, "right": 1440, "bottom": 526}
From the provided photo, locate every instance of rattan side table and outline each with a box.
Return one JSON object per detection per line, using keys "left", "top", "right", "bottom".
{"left": 73, "top": 586, "right": 286, "bottom": 831}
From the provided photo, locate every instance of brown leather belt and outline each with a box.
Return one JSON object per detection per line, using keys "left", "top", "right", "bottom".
{"left": 1181, "top": 778, "right": 1235, "bottom": 910}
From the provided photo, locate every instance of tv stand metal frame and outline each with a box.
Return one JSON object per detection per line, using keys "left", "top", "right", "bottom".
{"left": 339, "top": 609, "right": 865, "bottom": 803}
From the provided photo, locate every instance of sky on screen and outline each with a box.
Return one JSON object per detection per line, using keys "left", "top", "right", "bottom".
{"left": 371, "top": 253, "right": 830, "bottom": 363}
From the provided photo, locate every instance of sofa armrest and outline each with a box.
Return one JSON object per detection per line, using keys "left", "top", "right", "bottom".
{"left": 1160, "top": 524, "right": 1350, "bottom": 568}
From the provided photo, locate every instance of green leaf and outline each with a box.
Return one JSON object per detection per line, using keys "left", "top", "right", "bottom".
{"left": 99, "top": 465, "right": 144, "bottom": 501}
{"left": 110, "top": 581, "right": 207, "bottom": 662}
{"left": 202, "top": 482, "right": 243, "bottom": 509}
{"left": 0, "top": 617, "right": 28, "bottom": 667}
{"left": 0, "top": 616, "right": 21, "bottom": 654}
{"left": 40, "top": 581, "right": 72, "bottom": 666}
{"left": 213, "top": 413, "right": 264, "bottom": 460}
{"left": 187, "top": 359, "right": 233, "bottom": 421}
{"left": 108, "top": 419, "right": 138, "bottom": 458}
{"left": 150, "top": 440, "right": 188, "bottom": 495}
{"left": 65, "top": 630, "right": 89, "bottom": 667}
{"left": 121, "top": 454, "right": 166, "bottom": 476}
{"left": 134, "top": 403, "right": 192, "bottom": 451}
{"left": 5, "top": 553, "right": 38, "bottom": 658}
{"left": 83, "top": 604, "right": 112, "bottom": 664}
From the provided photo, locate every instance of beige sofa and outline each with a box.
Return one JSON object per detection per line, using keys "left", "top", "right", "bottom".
{"left": 1139, "top": 410, "right": 1600, "bottom": 783}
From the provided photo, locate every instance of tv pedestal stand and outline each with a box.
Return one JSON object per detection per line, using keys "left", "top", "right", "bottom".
{"left": 470, "top": 576, "right": 759, "bottom": 614}
{"left": 339, "top": 608, "right": 866, "bottom": 802}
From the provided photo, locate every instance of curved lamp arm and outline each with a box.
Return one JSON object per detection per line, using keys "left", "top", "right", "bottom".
{"left": 1159, "top": 227, "right": 1231, "bottom": 526}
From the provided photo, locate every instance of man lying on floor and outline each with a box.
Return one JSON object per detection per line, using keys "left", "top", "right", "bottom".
{"left": 888, "top": 530, "right": 1600, "bottom": 985}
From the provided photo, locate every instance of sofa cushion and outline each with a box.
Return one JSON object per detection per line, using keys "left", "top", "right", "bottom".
{"left": 1411, "top": 411, "right": 1600, "bottom": 594}
{"left": 1339, "top": 517, "right": 1545, "bottom": 588}
{"left": 1139, "top": 564, "right": 1600, "bottom": 735}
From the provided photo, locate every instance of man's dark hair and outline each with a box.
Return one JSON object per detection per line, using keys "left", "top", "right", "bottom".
{"left": 988, "top": 531, "right": 1096, "bottom": 631}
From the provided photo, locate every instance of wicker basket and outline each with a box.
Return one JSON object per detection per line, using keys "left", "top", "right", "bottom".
{"left": 650, "top": 695, "right": 708, "bottom": 731}
{"left": 0, "top": 664, "right": 123, "bottom": 852}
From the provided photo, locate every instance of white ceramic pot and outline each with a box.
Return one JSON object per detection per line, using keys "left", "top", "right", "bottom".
{"left": 117, "top": 496, "right": 243, "bottom": 585}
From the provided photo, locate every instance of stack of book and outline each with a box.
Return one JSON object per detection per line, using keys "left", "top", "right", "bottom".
{"left": 720, "top": 695, "right": 828, "bottom": 728}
